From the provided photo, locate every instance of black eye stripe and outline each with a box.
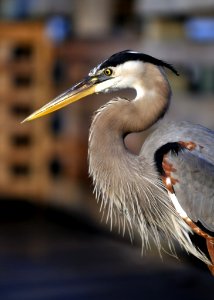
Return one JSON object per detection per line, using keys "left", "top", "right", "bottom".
{"left": 99, "top": 50, "right": 179, "bottom": 76}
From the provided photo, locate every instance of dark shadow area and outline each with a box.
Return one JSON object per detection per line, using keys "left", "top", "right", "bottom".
{"left": 0, "top": 199, "right": 213, "bottom": 300}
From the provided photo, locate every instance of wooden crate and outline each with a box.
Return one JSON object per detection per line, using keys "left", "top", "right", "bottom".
{"left": 0, "top": 27, "right": 141, "bottom": 213}
{"left": 0, "top": 22, "right": 57, "bottom": 201}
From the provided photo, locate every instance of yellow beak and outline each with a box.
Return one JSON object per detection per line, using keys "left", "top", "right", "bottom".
{"left": 22, "top": 76, "right": 98, "bottom": 123}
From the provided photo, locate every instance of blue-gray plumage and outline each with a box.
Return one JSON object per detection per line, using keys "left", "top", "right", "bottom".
{"left": 23, "top": 50, "right": 214, "bottom": 274}
{"left": 142, "top": 121, "right": 214, "bottom": 231}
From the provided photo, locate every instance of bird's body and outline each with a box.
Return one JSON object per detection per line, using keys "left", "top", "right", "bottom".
{"left": 24, "top": 50, "right": 214, "bottom": 274}
{"left": 89, "top": 95, "right": 214, "bottom": 267}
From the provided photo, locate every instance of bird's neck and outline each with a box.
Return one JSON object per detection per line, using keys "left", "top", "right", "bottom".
{"left": 88, "top": 68, "right": 171, "bottom": 213}
{"left": 89, "top": 66, "right": 171, "bottom": 164}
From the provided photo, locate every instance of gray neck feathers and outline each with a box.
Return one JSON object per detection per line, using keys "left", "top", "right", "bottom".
{"left": 88, "top": 66, "right": 171, "bottom": 206}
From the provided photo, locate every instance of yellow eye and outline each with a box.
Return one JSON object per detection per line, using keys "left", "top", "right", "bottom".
{"left": 103, "top": 68, "right": 113, "bottom": 76}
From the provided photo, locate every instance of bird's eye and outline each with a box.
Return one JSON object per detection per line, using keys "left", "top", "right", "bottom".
{"left": 103, "top": 68, "right": 113, "bottom": 76}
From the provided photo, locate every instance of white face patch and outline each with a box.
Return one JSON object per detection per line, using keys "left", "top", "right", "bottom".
{"left": 94, "top": 77, "right": 120, "bottom": 93}
{"left": 113, "top": 61, "right": 145, "bottom": 99}
{"left": 92, "top": 60, "right": 146, "bottom": 98}
{"left": 114, "top": 60, "right": 144, "bottom": 78}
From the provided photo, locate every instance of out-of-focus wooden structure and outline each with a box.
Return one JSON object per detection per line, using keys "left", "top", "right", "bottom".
{"left": 0, "top": 22, "right": 139, "bottom": 211}
{"left": 0, "top": 22, "right": 57, "bottom": 201}
{"left": 1, "top": 13, "right": 213, "bottom": 213}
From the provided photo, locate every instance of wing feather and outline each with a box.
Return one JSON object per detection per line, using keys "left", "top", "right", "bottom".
{"left": 167, "top": 147, "right": 214, "bottom": 232}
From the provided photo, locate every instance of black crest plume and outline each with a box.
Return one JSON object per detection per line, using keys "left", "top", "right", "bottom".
{"left": 100, "top": 50, "right": 179, "bottom": 76}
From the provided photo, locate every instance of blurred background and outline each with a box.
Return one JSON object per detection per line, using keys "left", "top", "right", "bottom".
{"left": 0, "top": 0, "right": 214, "bottom": 299}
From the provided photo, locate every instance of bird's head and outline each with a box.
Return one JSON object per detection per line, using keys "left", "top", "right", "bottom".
{"left": 23, "top": 50, "right": 178, "bottom": 122}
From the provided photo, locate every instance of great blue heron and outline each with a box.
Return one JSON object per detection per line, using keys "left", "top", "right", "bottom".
{"left": 23, "top": 50, "right": 214, "bottom": 274}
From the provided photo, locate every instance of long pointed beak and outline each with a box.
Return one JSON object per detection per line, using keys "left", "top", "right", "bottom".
{"left": 22, "top": 76, "right": 98, "bottom": 122}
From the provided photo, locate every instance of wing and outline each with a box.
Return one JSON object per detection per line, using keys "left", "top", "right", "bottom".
{"left": 141, "top": 121, "right": 214, "bottom": 233}
{"left": 166, "top": 148, "right": 214, "bottom": 232}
